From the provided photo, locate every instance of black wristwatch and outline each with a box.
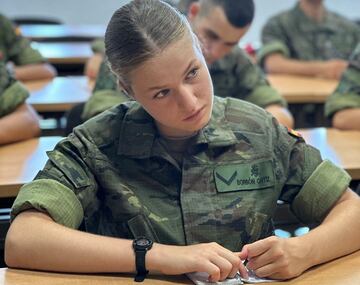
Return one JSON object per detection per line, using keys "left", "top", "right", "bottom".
{"left": 133, "top": 236, "right": 153, "bottom": 282}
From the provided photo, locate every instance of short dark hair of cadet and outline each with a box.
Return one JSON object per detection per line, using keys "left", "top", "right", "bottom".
{"left": 199, "top": 0, "right": 255, "bottom": 28}
{"left": 105, "top": 0, "right": 190, "bottom": 94}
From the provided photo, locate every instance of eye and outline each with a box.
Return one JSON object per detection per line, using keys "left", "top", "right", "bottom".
{"left": 153, "top": 89, "right": 170, "bottom": 99}
{"left": 205, "top": 30, "right": 219, "bottom": 41}
{"left": 186, "top": 68, "right": 199, "bottom": 80}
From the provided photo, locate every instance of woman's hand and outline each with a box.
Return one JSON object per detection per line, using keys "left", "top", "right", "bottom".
{"left": 147, "top": 242, "right": 248, "bottom": 282}
{"left": 241, "top": 236, "right": 311, "bottom": 279}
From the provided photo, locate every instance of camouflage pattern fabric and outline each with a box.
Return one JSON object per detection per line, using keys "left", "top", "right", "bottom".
{"left": 325, "top": 43, "right": 360, "bottom": 117}
{"left": 82, "top": 47, "right": 286, "bottom": 120}
{"left": 12, "top": 97, "right": 350, "bottom": 251}
{"left": 0, "top": 14, "right": 45, "bottom": 65}
{"left": 258, "top": 3, "right": 360, "bottom": 66}
{"left": 0, "top": 61, "right": 29, "bottom": 117}
{"left": 209, "top": 46, "right": 286, "bottom": 108}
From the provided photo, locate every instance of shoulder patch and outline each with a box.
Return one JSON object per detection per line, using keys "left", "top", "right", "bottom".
{"left": 287, "top": 127, "right": 302, "bottom": 139}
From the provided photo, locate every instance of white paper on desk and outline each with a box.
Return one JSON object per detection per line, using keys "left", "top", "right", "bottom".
{"left": 187, "top": 272, "right": 243, "bottom": 285}
{"left": 187, "top": 270, "right": 277, "bottom": 285}
{"left": 241, "top": 269, "right": 277, "bottom": 283}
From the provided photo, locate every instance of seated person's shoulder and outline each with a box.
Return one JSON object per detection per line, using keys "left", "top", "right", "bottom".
{"left": 215, "top": 96, "right": 273, "bottom": 133}
{"left": 0, "top": 61, "right": 29, "bottom": 116}
{"left": 328, "top": 10, "right": 360, "bottom": 31}
{"left": 73, "top": 101, "right": 138, "bottom": 147}
{"left": 264, "top": 8, "right": 293, "bottom": 28}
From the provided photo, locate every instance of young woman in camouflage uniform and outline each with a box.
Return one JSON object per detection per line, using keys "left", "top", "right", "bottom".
{"left": 0, "top": 61, "right": 40, "bottom": 144}
{"left": 6, "top": 0, "right": 360, "bottom": 282}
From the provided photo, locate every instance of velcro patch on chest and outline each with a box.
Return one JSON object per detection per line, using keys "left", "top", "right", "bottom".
{"left": 214, "top": 161, "right": 274, "bottom": 192}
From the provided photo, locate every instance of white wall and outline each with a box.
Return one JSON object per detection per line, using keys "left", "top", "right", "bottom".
{"left": 1, "top": 0, "right": 359, "bottom": 46}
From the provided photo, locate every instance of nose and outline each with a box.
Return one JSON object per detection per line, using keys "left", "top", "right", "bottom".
{"left": 177, "top": 85, "right": 197, "bottom": 113}
{"left": 207, "top": 41, "right": 224, "bottom": 61}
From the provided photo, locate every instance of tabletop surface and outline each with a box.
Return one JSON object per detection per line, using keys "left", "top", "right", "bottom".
{"left": 0, "top": 137, "right": 62, "bottom": 197}
{"left": 31, "top": 42, "right": 93, "bottom": 64}
{"left": 0, "top": 250, "right": 359, "bottom": 284}
{"left": 267, "top": 74, "right": 338, "bottom": 103}
{"left": 25, "top": 76, "right": 92, "bottom": 112}
{"left": 20, "top": 24, "right": 105, "bottom": 41}
{"left": 298, "top": 128, "right": 360, "bottom": 179}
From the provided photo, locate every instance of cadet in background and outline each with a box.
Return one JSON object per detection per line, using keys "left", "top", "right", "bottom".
{"left": 0, "top": 13, "right": 57, "bottom": 81}
{"left": 258, "top": 0, "right": 360, "bottom": 79}
{"left": 325, "top": 43, "right": 360, "bottom": 130}
{"left": 0, "top": 61, "right": 40, "bottom": 145}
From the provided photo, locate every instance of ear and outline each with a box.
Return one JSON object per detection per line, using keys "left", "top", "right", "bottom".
{"left": 188, "top": 2, "right": 201, "bottom": 21}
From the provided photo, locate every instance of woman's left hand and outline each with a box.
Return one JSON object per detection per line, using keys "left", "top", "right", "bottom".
{"left": 240, "top": 236, "right": 311, "bottom": 279}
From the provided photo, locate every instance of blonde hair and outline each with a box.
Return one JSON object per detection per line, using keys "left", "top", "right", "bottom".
{"left": 105, "top": 0, "right": 191, "bottom": 93}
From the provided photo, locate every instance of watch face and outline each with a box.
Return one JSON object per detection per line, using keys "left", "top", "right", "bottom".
{"left": 137, "top": 238, "right": 151, "bottom": 247}
{"left": 134, "top": 237, "right": 153, "bottom": 250}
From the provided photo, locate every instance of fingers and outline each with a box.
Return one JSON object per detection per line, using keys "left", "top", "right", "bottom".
{"left": 246, "top": 245, "right": 279, "bottom": 271}
{"left": 252, "top": 262, "right": 279, "bottom": 278}
{"left": 243, "top": 236, "right": 275, "bottom": 259}
{"left": 208, "top": 255, "right": 234, "bottom": 281}
{"left": 200, "top": 243, "right": 246, "bottom": 281}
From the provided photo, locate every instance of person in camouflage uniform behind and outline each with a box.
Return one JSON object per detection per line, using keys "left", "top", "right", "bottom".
{"left": 6, "top": 0, "right": 360, "bottom": 283}
{"left": 0, "top": 13, "right": 56, "bottom": 81}
{"left": 82, "top": 0, "right": 294, "bottom": 128}
{"left": 0, "top": 61, "right": 40, "bottom": 144}
{"left": 325, "top": 43, "right": 360, "bottom": 130}
{"left": 258, "top": 0, "right": 360, "bottom": 79}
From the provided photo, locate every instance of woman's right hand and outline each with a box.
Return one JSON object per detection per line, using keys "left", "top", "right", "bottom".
{"left": 147, "top": 242, "right": 248, "bottom": 282}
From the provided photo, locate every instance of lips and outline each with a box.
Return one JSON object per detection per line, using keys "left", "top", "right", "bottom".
{"left": 183, "top": 106, "right": 205, "bottom": 121}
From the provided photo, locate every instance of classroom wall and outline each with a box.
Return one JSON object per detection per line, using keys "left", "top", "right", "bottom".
{"left": 1, "top": 0, "right": 359, "bottom": 46}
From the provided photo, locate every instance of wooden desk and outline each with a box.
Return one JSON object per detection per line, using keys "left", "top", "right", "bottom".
{"left": 0, "top": 137, "right": 62, "bottom": 198}
{"left": 267, "top": 74, "right": 338, "bottom": 103}
{"left": 25, "top": 76, "right": 92, "bottom": 113}
{"left": 20, "top": 24, "right": 105, "bottom": 42}
{"left": 0, "top": 250, "right": 359, "bottom": 284}
{"left": 31, "top": 42, "right": 93, "bottom": 64}
{"left": 299, "top": 128, "right": 360, "bottom": 179}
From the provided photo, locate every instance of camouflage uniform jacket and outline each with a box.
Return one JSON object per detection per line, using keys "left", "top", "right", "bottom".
{"left": 258, "top": 3, "right": 360, "bottom": 66}
{"left": 325, "top": 43, "right": 360, "bottom": 117}
{"left": 12, "top": 97, "right": 350, "bottom": 251}
{"left": 82, "top": 47, "right": 286, "bottom": 120}
{"left": 0, "top": 14, "right": 45, "bottom": 65}
{"left": 0, "top": 61, "right": 29, "bottom": 118}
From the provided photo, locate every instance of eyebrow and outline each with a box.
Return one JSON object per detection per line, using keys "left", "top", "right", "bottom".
{"left": 146, "top": 59, "right": 197, "bottom": 91}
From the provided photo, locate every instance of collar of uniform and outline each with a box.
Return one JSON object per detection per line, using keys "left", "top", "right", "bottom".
{"left": 116, "top": 97, "right": 238, "bottom": 158}
{"left": 191, "top": 97, "right": 238, "bottom": 149}
{"left": 293, "top": 3, "right": 337, "bottom": 34}
{"left": 116, "top": 102, "right": 157, "bottom": 158}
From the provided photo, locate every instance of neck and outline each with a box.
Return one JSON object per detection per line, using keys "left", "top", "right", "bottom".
{"left": 299, "top": 0, "right": 325, "bottom": 23}
{"left": 156, "top": 122, "right": 198, "bottom": 140}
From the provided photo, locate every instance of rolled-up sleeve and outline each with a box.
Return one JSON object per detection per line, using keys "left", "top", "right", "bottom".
{"left": 258, "top": 17, "right": 290, "bottom": 67}
{"left": 291, "top": 160, "right": 350, "bottom": 223}
{"left": 325, "top": 46, "right": 360, "bottom": 118}
{"left": 11, "top": 179, "right": 84, "bottom": 229}
{"left": 10, "top": 132, "right": 99, "bottom": 229}
{"left": 273, "top": 122, "right": 351, "bottom": 224}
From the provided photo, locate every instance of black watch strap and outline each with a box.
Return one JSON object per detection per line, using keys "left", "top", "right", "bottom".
{"left": 134, "top": 249, "right": 148, "bottom": 282}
